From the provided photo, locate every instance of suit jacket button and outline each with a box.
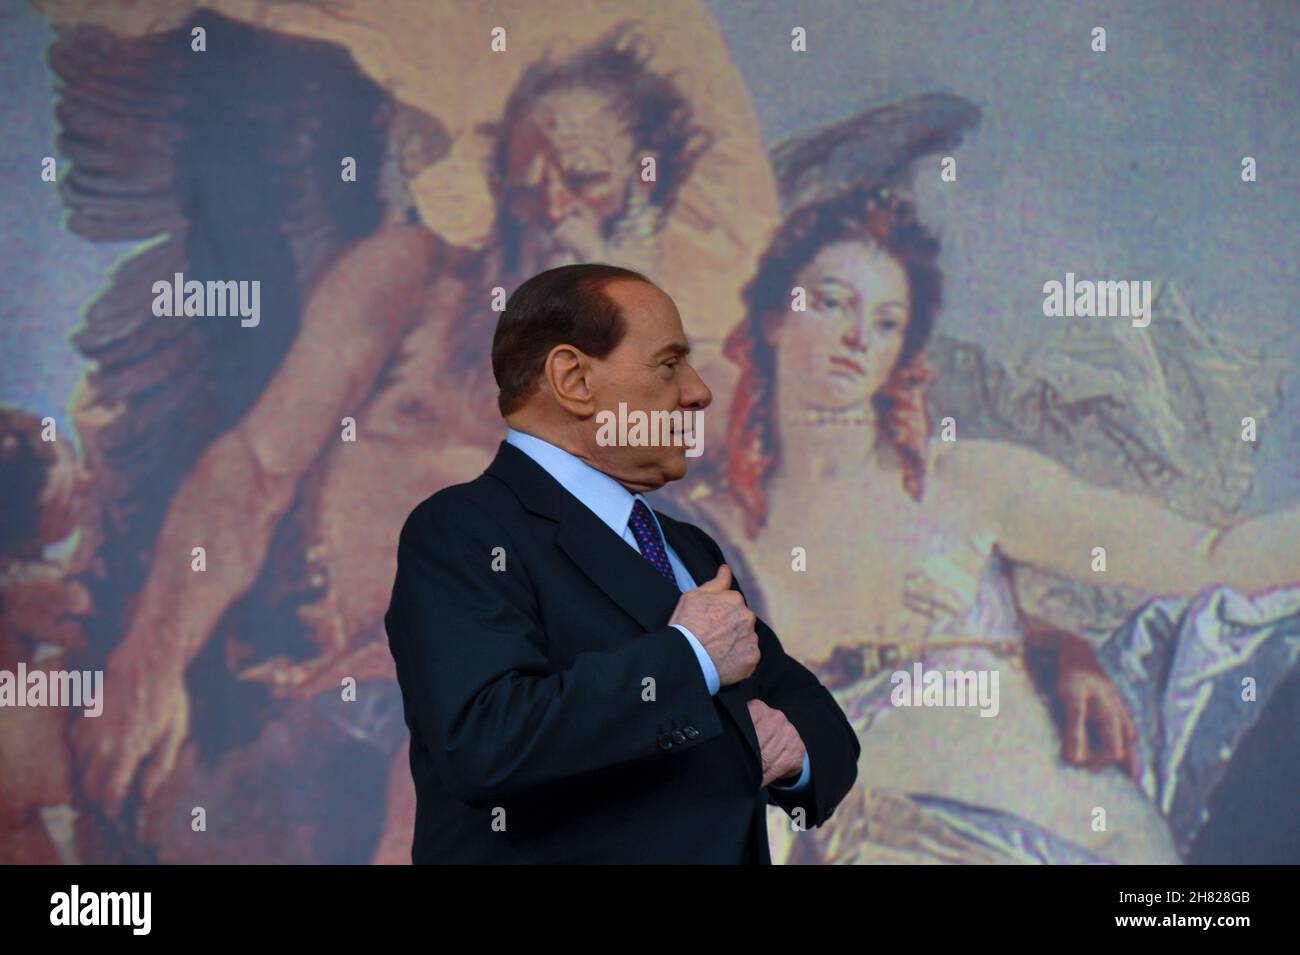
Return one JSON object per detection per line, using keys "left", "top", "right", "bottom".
{"left": 682, "top": 725, "right": 699, "bottom": 740}
{"left": 658, "top": 733, "right": 675, "bottom": 750}
{"left": 671, "top": 729, "right": 687, "bottom": 745}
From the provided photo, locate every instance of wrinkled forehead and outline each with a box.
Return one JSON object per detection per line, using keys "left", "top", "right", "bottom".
{"left": 515, "top": 87, "right": 631, "bottom": 155}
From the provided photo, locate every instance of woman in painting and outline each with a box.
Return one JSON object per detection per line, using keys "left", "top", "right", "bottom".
{"left": 676, "top": 181, "right": 1300, "bottom": 863}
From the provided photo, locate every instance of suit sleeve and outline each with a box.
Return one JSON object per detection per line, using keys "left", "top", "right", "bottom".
{"left": 689, "top": 524, "right": 861, "bottom": 828}
{"left": 384, "top": 496, "right": 726, "bottom": 807}
{"left": 752, "top": 615, "right": 860, "bottom": 826}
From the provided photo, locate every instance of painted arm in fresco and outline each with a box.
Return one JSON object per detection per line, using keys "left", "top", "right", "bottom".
{"left": 964, "top": 439, "right": 1300, "bottom": 596}
{"left": 74, "top": 224, "right": 445, "bottom": 818}
{"left": 950, "top": 437, "right": 1300, "bottom": 777}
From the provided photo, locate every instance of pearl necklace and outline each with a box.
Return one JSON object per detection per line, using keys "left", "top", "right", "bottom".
{"left": 783, "top": 409, "right": 875, "bottom": 426}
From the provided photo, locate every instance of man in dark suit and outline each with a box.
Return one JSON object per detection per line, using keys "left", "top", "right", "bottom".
{"left": 384, "top": 263, "right": 859, "bottom": 863}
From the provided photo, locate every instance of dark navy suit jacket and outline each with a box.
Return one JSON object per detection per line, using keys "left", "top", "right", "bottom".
{"left": 383, "top": 440, "right": 859, "bottom": 863}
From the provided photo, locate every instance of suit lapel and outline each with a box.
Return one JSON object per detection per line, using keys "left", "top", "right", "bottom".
{"left": 656, "top": 515, "right": 717, "bottom": 591}
{"left": 554, "top": 498, "right": 683, "bottom": 635}
{"left": 486, "top": 441, "right": 682, "bottom": 634}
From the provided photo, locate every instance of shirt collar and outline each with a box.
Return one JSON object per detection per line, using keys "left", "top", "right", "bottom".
{"left": 506, "top": 427, "right": 654, "bottom": 537}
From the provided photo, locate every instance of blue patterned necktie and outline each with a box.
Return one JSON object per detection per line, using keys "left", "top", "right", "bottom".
{"left": 627, "top": 499, "right": 676, "bottom": 584}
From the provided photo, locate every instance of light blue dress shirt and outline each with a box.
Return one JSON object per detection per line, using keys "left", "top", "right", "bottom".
{"left": 505, "top": 428, "right": 810, "bottom": 791}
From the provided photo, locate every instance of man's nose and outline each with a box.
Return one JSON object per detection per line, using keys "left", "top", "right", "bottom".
{"left": 543, "top": 166, "right": 577, "bottom": 224}
{"left": 680, "top": 362, "right": 712, "bottom": 409}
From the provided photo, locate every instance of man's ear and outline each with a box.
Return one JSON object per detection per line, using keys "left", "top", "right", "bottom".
{"left": 545, "top": 344, "right": 596, "bottom": 416}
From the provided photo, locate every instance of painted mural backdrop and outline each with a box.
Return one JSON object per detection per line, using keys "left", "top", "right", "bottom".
{"left": 2, "top": 0, "right": 1297, "bottom": 863}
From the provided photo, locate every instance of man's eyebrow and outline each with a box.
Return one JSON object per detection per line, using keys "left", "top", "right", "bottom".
{"left": 651, "top": 342, "right": 691, "bottom": 361}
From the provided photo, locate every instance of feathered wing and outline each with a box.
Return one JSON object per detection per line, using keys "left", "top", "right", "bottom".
{"left": 52, "top": 9, "right": 442, "bottom": 654}
{"left": 769, "top": 92, "right": 982, "bottom": 212}
{"left": 924, "top": 282, "right": 1285, "bottom": 639}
